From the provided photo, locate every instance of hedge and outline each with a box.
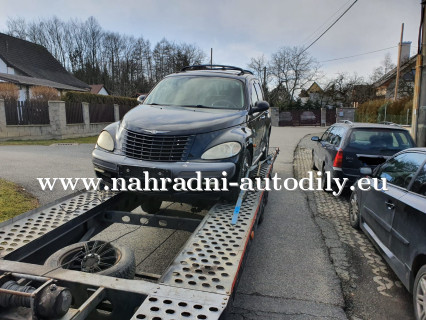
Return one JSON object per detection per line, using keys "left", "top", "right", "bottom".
{"left": 62, "top": 91, "right": 138, "bottom": 107}
{"left": 355, "top": 97, "right": 412, "bottom": 125}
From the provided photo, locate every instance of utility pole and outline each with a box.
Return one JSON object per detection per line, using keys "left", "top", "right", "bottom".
{"left": 210, "top": 48, "right": 213, "bottom": 66}
{"left": 415, "top": 1, "right": 426, "bottom": 147}
{"left": 394, "top": 23, "right": 404, "bottom": 101}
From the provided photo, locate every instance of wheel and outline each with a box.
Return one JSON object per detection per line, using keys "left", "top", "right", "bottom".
{"left": 311, "top": 151, "right": 317, "bottom": 170}
{"left": 141, "top": 198, "right": 162, "bottom": 214}
{"left": 227, "top": 149, "right": 252, "bottom": 203}
{"left": 414, "top": 265, "right": 426, "bottom": 320}
{"left": 319, "top": 164, "right": 327, "bottom": 191}
{"left": 44, "top": 241, "right": 136, "bottom": 279}
{"left": 349, "top": 190, "right": 360, "bottom": 229}
{"left": 260, "top": 134, "right": 270, "bottom": 161}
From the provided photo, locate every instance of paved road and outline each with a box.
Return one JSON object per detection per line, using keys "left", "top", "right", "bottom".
{"left": 0, "top": 126, "right": 347, "bottom": 319}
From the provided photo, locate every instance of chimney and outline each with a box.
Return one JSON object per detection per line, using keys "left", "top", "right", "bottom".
{"left": 400, "top": 41, "right": 411, "bottom": 63}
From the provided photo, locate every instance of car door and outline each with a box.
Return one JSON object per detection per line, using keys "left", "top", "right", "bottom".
{"left": 361, "top": 153, "right": 424, "bottom": 252}
{"left": 248, "top": 80, "right": 262, "bottom": 161}
{"left": 321, "top": 126, "right": 339, "bottom": 172}
{"left": 389, "top": 155, "right": 426, "bottom": 287}
{"left": 314, "top": 126, "right": 332, "bottom": 170}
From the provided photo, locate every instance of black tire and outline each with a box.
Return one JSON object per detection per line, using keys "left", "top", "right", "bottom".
{"left": 227, "top": 149, "right": 252, "bottom": 203}
{"left": 311, "top": 151, "right": 317, "bottom": 170}
{"left": 319, "top": 164, "right": 328, "bottom": 191}
{"left": 260, "top": 134, "right": 270, "bottom": 161}
{"left": 141, "top": 199, "right": 162, "bottom": 214}
{"left": 349, "top": 191, "right": 360, "bottom": 229}
{"left": 44, "top": 241, "right": 136, "bottom": 279}
{"left": 413, "top": 265, "right": 426, "bottom": 320}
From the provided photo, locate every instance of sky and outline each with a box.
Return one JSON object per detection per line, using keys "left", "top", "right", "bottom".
{"left": 0, "top": 0, "right": 421, "bottom": 84}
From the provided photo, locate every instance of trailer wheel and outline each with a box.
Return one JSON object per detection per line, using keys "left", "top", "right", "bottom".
{"left": 141, "top": 198, "right": 163, "bottom": 214}
{"left": 44, "top": 241, "right": 135, "bottom": 279}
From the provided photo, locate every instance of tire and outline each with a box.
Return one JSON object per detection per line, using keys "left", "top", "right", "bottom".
{"left": 311, "top": 151, "right": 317, "bottom": 170}
{"left": 44, "top": 241, "right": 136, "bottom": 279}
{"left": 349, "top": 191, "right": 360, "bottom": 229}
{"left": 319, "top": 164, "right": 328, "bottom": 191}
{"left": 260, "top": 133, "right": 270, "bottom": 161}
{"left": 413, "top": 265, "right": 426, "bottom": 320}
{"left": 141, "top": 199, "right": 162, "bottom": 214}
{"left": 227, "top": 149, "right": 252, "bottom": 203}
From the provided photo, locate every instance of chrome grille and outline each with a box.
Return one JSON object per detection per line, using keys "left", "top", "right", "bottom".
{"left": 123, "top": 130, "right": 193, "bottom": 161}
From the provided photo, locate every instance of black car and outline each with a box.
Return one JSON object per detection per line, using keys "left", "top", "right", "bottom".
{"left": 92, "top": 65, "right": 271, "bottom": 210}
{"left": 311, "top": 121, "right": 416, "bottom": 188}
{"left": 349, "top": 148, "right": 426, "bottom": 319}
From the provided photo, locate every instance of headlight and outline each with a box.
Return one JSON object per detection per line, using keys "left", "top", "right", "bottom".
{"left": 201, "top": 142, "right": 241, "bottom": 160}
{"left": 97, "top": 131, "right": 114, "bottom": 151}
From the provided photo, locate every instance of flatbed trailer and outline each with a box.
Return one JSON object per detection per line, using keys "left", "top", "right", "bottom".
{"left": 0, "top": 149, "right": 278, "bottom": 320}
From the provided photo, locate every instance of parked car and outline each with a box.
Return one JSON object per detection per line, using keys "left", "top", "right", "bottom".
{"left": 92, "top": 65, "right": 271, "bottom": 212}
{"left": 349, "top": 148, "right": 426, "bottom": 319}
{"left": 279, "top": 111, "right": 293, "bottom": 126}
{"left": 300, "top": 111, "right": 316, "bottom": 125}
{"left": 311, "top": 122, "right": 416, "bottom": 189}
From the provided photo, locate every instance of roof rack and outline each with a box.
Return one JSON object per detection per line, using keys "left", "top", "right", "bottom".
{"left": 379, "top": 121, "right": 402, "bottom": 127}
{"left": 339, "top": 120, "right": 353, "bottom": 125}
{"left": 181, "top": 64, "right": 254, "bottom": 75}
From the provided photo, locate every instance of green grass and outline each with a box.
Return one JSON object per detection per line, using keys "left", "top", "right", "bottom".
{"left": 0, "top": 136, "right": 98, "bottom": 146}
{"left": 0, "top": 179, "right": 38, "bottom": 222}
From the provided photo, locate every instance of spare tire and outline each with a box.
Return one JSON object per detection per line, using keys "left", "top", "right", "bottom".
{"left": 44, "top": 240, "right": 135, "bottom": 279}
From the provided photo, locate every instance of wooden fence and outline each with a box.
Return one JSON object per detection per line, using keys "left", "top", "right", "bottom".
{"left": 4, "top": 100, "right": 50, "bottom": 125}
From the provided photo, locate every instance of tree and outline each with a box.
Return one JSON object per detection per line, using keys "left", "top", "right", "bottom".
{"left": 247, "top": 55, "right": 271, "bottom": 94}
{"left": 370, "top": 53, "right": 396, "bottom": 83}
{"left": 269, "top": 46, "right": 321, "bottom": 103}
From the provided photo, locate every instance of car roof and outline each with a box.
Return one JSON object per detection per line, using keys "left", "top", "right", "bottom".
{"left": 166, "top": 65, "right": 256, "bottom": 81}
{"left": 401, "top": 147, "right": 426, "bottom": 153}
{"left": 332, "top": 122, "right": 410, "bottom": 130}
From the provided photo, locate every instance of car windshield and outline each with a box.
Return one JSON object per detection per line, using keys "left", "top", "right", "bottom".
{"left": 143, "top": 76, "right": 245, "bottom": 109}
{"left": 347, "top": 128, "right": 414, "bottom": 151}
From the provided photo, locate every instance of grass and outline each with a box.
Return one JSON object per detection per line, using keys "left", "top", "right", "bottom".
{"left": 0, "top": 179, "right": 38, "bottom": 222}
{"left": 0, "top": 136, "right": 98, "bottom": 146}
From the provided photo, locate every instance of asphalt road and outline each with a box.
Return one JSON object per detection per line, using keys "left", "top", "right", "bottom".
{"left": 0, "top": 126, "right": 347, "bottom": 319}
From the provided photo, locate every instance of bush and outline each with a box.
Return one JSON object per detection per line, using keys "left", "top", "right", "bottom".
{"left": 31, "top": 86, "right": 59, "bottom": 101}
{"left": 356, "top": 97, "right": 413, "bottom": 125}
{"left": 63, "top": 91, "right": 138, "bottom": 107}
{"left": 0, "top": 83, "right": 19, "bottom": 100}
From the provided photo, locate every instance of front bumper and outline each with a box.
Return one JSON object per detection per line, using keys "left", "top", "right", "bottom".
{"left": 92, "top": 148, "right": 237, "bottom": 184}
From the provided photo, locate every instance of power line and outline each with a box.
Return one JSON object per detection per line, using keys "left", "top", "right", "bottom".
{"left": 320, "top": 46, "right": 398, "bottom": 63}
{"left": 301, "top": 0, "right": 352, "bottom": 47}
{"left": 301, "top": 0, "right": 359, "bottom": 55}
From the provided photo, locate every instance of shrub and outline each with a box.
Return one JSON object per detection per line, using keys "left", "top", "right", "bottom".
{"left": 356, "top": 97, "right": 413, "bottom": 125}
{"left": 31, "top": 86, "right": 60, "bottom": 101}
{"left": 0, "top": 83, "right": 19, "bottom": 100}
{"left": 63, "top": 91, "right": 138, "bottom": 107}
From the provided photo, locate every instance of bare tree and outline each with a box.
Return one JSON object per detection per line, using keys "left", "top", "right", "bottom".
{"left": 269, "top": 46, "right": 321, "bottom": 103}
{"left": 247, "top": 55, "right": 270, "bottom": 88}
{"left": 370, "top": 53, "right": 396, "bottom": 83}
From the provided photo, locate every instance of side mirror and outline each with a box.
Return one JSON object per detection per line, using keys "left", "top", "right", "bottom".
{"left": 250, "top": 101, "right": 269, "bottom": 114}
{"left": 137, "top": 95, "right": 146, "bottom": 103}
{"left": 360, "top": 167, "right": 372, "bottom": 176}
{"left": 311, "top": 136, "right": 320, "bottom": 142}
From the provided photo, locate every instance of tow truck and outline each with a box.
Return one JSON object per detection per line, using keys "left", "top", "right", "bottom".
{"left": 0, "top": 149, "right": 278, "bottom": 320}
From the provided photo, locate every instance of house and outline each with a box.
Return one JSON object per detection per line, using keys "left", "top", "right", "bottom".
{"left": 299, "top": 82, "right": 323, "bottom": 105}
{"left": 373, "top": 42, "right": 416, "bottom": 99}
{"left": 0, "top": 33, "right": 90, "bottom": 101}
{"left": 90, "top": 84, "right": 110, "bottom": 96}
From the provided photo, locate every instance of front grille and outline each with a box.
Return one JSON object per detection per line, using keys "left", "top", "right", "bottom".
{"left": 123, "top": 130, "right": 193, "bottom": 161}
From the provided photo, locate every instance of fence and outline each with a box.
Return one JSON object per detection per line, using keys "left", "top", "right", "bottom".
{"left": 65, "top": 102, "right": 84, "bottom": 124}
{"left": 4, "top": 100, "right": 50, "bottom": 125}
{"left": 89, "top": 103, "right": 115, "bottom": 123}
{"left": 119, "top": 105, "right": 135, "bottom": 119}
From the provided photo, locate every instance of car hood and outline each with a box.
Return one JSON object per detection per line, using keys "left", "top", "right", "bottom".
{"left": 121, "top": 104, "right": 247, "bottom": 135}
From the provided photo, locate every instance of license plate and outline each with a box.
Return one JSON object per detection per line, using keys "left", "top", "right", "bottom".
{"left": 119, "top": 166, "right": 171, "bottom": 179}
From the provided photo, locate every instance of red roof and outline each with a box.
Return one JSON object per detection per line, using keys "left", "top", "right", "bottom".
{"left": 90, "top": 84, "right": 108, "bottom": 94}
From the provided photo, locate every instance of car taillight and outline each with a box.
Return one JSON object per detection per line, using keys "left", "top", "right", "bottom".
{"left": 333, "top": 149, "right": 343, "bottom": 169}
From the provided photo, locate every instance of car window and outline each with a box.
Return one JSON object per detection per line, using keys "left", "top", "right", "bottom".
{"left": 377, "top": 152, "right": 426, "bottom": 189}
{"left": 329, "top": 126, "right": 344, "bottom": 147}
{"left": 254, "top": 82, "right": 264, "bottom": 101}
{"left": 410, "top": 162, "right": 426, "bottom": 196}
{"left": 321, "top": 127, "right": 332, "bottom": 142}
{"left": 347, "top": 128, "right": 414, "bottom": 152}
{"left": 250, "top": 82, "right": 259, "bottom": 106}
{"left": 143, "top": 76, "right": 245, "bottom": 109}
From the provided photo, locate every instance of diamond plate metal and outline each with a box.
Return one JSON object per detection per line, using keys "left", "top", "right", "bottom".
{"left": 0, "top": 190, "right": 115, "bottom": 258}
{"left": 131, "top": 293, "right": 226, "bottom": 320}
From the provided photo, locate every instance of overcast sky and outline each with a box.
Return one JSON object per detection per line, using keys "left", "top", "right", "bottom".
{"left": 0, "top": 0, "right": 421, "bottom": 83}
